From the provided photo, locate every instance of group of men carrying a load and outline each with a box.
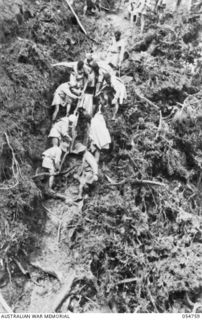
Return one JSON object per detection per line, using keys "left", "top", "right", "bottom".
{"left": 41, "top": 31, "right": 127, "bottom": 200}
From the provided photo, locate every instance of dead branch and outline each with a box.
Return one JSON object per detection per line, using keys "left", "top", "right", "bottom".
{"left": 13, "top": 258, "right": 29, "bottom": 276}
{"left": 64, "top": 0, "right": 87, "bottom": 35}
{"left": 51, "top": 270, "right": 75, "bottom": 312}
{"left": 0, "top": 291, "right": 13, "bottom": 313}
{"left": 116, "top": 277, "right": 138, "bottom": 285}
{"left": 107, "top": 177, "right": 166, "bottom": 187}
{"left": 42, "top": 204, "right": 55, "bottom": 216}
{"left": 135, "top": 90, "right": 159, "bottom": 110}
{"left": 32, "top": 165, "right": 77, "bottom": 179}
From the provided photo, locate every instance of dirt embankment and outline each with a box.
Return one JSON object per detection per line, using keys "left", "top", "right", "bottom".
{"left": 0, "top": 0, "right": 202, "bottom": 314}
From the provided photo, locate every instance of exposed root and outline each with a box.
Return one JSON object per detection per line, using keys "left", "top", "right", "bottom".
{"left": 0, "top": 133, "right": 21, "bottom": 190}
{"left": 0, "top": 292, "right": 13, "bottom": 313}
{"left": 50, "top": 270, "right": 75, "bottom": 312}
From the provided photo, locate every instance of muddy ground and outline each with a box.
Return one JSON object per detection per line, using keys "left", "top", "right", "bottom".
{"left": 0, "top": 0, "right": 202, "bottom": 313}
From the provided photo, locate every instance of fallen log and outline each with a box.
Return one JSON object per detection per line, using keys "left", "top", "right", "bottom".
{"left": 0, "top": 291, "right": 13, "bottom": 313}
{"left": 64, "top": 0, "right": 87, "bottom": 35}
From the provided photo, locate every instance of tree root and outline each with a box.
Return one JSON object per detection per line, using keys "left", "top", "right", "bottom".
{"left": 32, "top": 165, "right": 77, "bottom": 179}
{"left": 50, "top": 270, "right": 75, "bottom": 312}
{"left": 30, "top": 261, "right": 63, "bottom": 284}
{"left": 0, "top": 132, "right": 21, "bottom": 190}
{"left": 0, "top": 291, "right": 13, "bottom": 313}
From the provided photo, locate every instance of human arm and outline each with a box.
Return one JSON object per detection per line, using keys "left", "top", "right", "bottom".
{"left": 51, "top": 61, "right": 77, "bottom": 69}
{"left": 52, "top": 105, "right": 59, "bottom": 121}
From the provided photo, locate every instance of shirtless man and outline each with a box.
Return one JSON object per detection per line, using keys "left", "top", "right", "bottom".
{"left": 107, "top": 31, "right": 125, "bottom": 70}
{"left": 102, "top": 73, "right": 127, "bottom": 119}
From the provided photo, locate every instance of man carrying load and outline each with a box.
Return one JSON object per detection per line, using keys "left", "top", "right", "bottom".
{"left": 42, "top": 142, "right": 70, "bottom": 192}
{"left": 72, "top": 143, "right": 99, "bottom": 200}
{"left": 51, "top": 82, "right": 81, "bottom": 121}
{"left": 48, "top": 115, "right": 78, "bottom": 147}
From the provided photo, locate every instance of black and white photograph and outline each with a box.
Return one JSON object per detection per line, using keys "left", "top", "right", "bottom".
{"left": 0, "top": 0, "right": 202, "bottom": 315}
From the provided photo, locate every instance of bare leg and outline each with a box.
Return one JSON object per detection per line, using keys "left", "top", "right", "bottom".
{"left": 49, "top": 176, "right": 54, "bottom": 189}
{"left": 78, "top": 180, "right": 85, "bottom": 199}
{"left": 94, "top": 149, "right": 100, "bottom": 163}
{"left": 66, "top": 103, "right": 71, "bottom": 116}
{"left": 112, "top": 101, "right": 119, "bottom": 120}
{"left": 52, "top": 105, "right": 59, "bottom": 122}
{"left": 48, "top": 169, "right": 55, "bottom": 190}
